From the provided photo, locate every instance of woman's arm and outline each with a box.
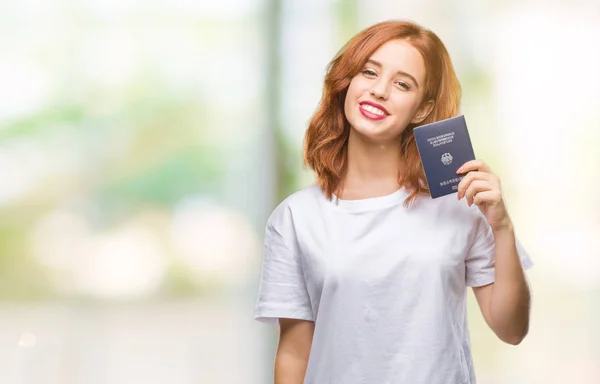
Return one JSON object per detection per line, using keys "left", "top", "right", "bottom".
{"left": 457, "top": 159, "right": 531, "bottom": 345}
{"left": 275, "top": 318, "right": 315, "bottom": 384}
{"left": 472, "top": 223, "right": 531, "bottom": 345}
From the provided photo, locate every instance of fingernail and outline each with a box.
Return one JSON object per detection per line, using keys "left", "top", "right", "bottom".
{"left": 456, "top": 167, "right": 462, "bottom": 174}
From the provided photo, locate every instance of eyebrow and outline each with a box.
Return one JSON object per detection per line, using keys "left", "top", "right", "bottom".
{"left": 366, "top": 59, "right": 420, "bottom": 88}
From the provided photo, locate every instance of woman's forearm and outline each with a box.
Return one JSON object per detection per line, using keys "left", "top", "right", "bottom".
{"left": 489, "top": 223, "right": 531, "bottom": 344}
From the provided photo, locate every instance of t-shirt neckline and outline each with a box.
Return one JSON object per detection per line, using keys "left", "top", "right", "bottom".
{"left": 327, "top": 187, "right": 408, "bottom": 213}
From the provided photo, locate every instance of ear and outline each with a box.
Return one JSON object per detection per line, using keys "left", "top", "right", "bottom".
{"left": 411, "top": 100, "right": 435, "bottom": 124}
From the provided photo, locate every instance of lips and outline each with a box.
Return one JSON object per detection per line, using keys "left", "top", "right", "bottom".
{"left": 359, "top": 101, "right": 389, "bottom": 121}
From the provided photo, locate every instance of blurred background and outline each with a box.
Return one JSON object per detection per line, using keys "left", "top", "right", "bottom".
{"left": 0, "top": 0, "right": 598, "bottom": 383}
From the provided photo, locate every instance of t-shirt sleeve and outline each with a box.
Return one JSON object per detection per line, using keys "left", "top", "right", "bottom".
{"left": 253, "top": 222, "right": 314, "bottom": 325}
{"left": 465, "top": 213, "right": 534, "bottom": 287}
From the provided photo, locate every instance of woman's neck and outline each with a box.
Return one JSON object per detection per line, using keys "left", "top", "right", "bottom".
{"left": 340, "top": 130, "right": 404, "bottom": 200}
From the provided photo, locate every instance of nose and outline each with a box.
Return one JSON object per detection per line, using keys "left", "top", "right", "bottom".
{"left": 370, "top": 78, "right": 389, "bottom": 100}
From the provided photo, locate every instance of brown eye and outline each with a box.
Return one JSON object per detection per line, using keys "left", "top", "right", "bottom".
{"left": 395, "top": 81, "right": 410, "bottom": 90}
{"left": 362, "top": 69, "right": 377, "bottom": 77}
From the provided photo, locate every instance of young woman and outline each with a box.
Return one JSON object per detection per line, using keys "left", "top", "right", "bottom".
{"left": 254, "top": 20, "right": 533, "bottom": 384}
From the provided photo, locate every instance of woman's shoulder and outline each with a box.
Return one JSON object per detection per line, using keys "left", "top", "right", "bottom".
{"left": 265, "top": 184, "right": 324, "bottom": 230}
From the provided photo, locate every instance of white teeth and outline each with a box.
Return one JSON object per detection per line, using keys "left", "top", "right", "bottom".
{"left": 361, "top": 104, "right": 386, "bottom": 116}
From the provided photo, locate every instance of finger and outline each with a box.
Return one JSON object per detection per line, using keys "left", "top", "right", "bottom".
{"left": 465, "top": 180, "right": 493, "bottom": 206}
{"left": 472, "top": 190, "right": 503, "bottom": 206}
{"left": 457, "top": 159, "right": 492, "bottom": 174}
{"left": 457, "top": 172, "right": 491, "bottom": 199}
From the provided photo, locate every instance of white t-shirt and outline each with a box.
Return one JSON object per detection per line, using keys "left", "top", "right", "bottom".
{"left": 254, "top": 184, "right": 533, "bottom": 384}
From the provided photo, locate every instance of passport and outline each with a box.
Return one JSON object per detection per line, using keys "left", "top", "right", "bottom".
{"left": 413, "top": 115, "right": 476, "bottom": 198}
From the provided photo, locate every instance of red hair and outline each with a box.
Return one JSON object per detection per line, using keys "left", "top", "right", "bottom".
{"left": 303, "top": 20, "right": 461, "bottom": 207}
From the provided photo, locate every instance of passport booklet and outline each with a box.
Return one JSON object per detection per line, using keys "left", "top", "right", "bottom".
{"left": 413, "top": 115, "right": 476, "bottom": 198}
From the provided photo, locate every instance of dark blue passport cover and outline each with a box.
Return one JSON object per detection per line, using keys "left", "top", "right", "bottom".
{"left": 413, "top": 115, "right": 476, "bottom": 198}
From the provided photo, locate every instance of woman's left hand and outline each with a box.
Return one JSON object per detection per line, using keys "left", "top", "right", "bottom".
{"left": 456, "top": 159, "right": 512, "bottom": 231}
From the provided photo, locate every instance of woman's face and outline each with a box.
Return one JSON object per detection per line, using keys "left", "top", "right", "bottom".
{"left": 344, "top": 39, "right": 432, "bottom": 143}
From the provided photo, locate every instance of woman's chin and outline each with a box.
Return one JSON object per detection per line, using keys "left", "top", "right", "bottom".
{"left": 350, "top": 125, "right": 398, "bottom": 144}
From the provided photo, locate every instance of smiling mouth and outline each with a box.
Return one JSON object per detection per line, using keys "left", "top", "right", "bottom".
{"left": 359, "top": 102, "right": 388, "bottom": 121}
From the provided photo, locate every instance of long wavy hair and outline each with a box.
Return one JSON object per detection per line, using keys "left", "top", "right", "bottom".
{"left": 303, "top": 20, "right": 461, "bottom": 207}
